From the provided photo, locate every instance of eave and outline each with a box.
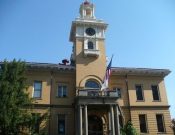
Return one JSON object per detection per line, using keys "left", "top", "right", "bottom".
{"left": 111, "top": 67, "right": 171, "bottom": 77}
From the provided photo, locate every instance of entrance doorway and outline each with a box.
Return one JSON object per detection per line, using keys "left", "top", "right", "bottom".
{"left": 88, "top": 115, "right": 103, "bottom": 135}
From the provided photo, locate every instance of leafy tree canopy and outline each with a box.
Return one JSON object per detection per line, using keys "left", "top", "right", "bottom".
{"left": 0, "top": 60, "right": 32, "bottom": 135}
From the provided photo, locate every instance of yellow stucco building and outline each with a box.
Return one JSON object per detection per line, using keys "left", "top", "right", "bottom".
{"left": 26, "top": 1, "right": 173, "bottom": 135}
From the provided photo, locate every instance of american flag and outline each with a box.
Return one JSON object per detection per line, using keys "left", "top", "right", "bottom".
{"left": 101, "top": 56, "right": 113, "bottom": 90}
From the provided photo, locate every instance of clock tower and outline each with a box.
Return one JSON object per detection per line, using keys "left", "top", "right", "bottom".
{"left": 70, "top": 0, "right": 108, "bottom": 89}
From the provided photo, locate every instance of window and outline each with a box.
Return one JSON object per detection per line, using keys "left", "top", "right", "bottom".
{"left": 113, "top": 88, "right": 122, "bottom": 98}
{"left": 85, "top": 80, "right": 100, "bottom": 89}
{"left": 119, "top": 115, "right": 123, "bottom": 128}
{"left": 139, "top": 114, "right": 148, "bottom": 133}
{"left": 151, "top": 85, "right": 160, "bottom": 101}
{"left": 58, "top": 114, "right": 66, "bottom": 135}
{"left": 58, "top": 85, "right": 67, "bottom": 97}
{"left": 88, "top": 41, "right": 94, "bottom": 49}
{"left": 156, "top": 114, "right": 165, "bottom": 133}
{"left": 33, "top": 81, "right": 42, "bottom": 98}
{"left": 32, "top": 113, "right": 40, "bottom": 134}
{"left": 135, "top": 85, "right": 144, "bottom": 101}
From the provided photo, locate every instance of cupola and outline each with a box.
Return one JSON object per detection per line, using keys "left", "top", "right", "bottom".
{"left": 79, "top": 0, "right": 95, "bottom": 19}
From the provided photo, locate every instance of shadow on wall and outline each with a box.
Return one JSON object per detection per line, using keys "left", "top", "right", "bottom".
{"left": 75, "top": 51, "right": 99, "bottom": 66}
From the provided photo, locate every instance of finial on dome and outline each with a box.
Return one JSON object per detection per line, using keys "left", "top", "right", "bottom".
{"left": 84, "top": 0, "right": 90, "bottom": 5}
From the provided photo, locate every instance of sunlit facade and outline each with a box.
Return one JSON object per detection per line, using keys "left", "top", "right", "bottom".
{"left": 26, "top": 1, "right": 173, "bottom": 135}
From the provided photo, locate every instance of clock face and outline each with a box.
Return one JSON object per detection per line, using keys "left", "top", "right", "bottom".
{"left": 86, "top": 28, "right": 96, "bottom": 36}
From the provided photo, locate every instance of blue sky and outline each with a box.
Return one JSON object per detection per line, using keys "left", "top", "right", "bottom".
{"left": 0, "top": 0, "right": 175, "bottom": 118}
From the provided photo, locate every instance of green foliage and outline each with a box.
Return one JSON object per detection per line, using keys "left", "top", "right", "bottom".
{"left": 29, "top": 112, "right": 50, "bottom": 135}
{"left": 120, "top": 120, "right": 138, "bottom": 135}
{"left": 0, "top": 60, "right": 32, "bottom": 135}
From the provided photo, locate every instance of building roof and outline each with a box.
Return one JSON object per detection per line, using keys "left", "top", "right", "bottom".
{"left": 0, "top": 62, "right": 170, "bottom": 77}
{"left": 26, "top": 62, "right": 75, "bottom": 71}
{"left": 112, "top": 67, "right": 171, "bottom": 77}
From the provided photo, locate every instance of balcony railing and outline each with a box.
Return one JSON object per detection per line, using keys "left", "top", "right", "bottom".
{"left": 77, "top": 89, "right": 119, "bottom": 98}
{"left": 84, "top": 49, "right": 100, "bottom": 57}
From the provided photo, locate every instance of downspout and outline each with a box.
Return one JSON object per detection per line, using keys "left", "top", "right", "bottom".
{"left": 125, "top": 74, "right": 132, "bottom": 121}
{"left": 49, "top": 71, "right": 53, "bottom": 134}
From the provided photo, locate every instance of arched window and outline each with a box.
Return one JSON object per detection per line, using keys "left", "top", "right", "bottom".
{"left": 88, "top": 41, "right": 94, "bottom": 49}
{"left": 85, "top": 80, "right": 100, "bottom": 89}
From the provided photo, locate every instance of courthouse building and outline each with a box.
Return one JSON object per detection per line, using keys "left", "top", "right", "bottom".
{"left": 26, "top": 1, "right": 173, "bottom": 135}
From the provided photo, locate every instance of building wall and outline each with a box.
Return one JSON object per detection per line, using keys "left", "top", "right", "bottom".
{"left": 109, "top": 75, "right": 130, "bottom": 107}
{"left": 26, "top": 69, "right": 75, "bottom": 135}
{"left": 26, "top": 70, "right": 51, "bottom": 105}
{"left": 75, "top": 38, "right": 106, "bottom": 88}
{"left": 131, "top": 108, "right": 173, "bottom": 135}
{"left": 50, "top": 71, "right": 75, "bottom": 105}
{"left": 128, "top": 75, "right": 169, "bottom": 106}
{"left": 26, "top": 69, "right": 173, "bottom": 135}
{"left": 109, "top": 74, "right": 173, "bottom": 134}
{"left": 50, "top": 108, "right": 75, "bottom": 135}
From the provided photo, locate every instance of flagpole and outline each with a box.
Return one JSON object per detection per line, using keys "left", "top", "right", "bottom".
{"left": 101, "top": 55, "right": 113, "bottom": 91}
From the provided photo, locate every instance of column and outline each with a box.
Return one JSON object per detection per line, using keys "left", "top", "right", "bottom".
{"left": 78, "top": 105, "right": 83, "bottom": 135}
{"left": 114, "top": 105, "right": 120, "bottom": 135}
{"left": 108, "top": 111, "right": 111, "bottom": 132}
{"left": 84, "top": 105, "right": 88, "bottom": 135}
{"left": 110, "top": 105, "right": 115, "bottom": 135}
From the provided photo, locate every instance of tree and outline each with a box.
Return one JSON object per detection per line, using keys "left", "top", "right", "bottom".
{"left": 171, "top": 119, "right": 175, "bottom": 135}
{"left": 0, "top": 60, "right": 32, "bottom": 135}
{"left": 120, "top": 120, "right": 138, "bottom": 135}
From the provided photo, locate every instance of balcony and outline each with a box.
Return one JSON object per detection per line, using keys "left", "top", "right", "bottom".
{"left": 76, "top": 89, "right": 119, "bottom": 105}
{"left": 77, "top": 89, "right": 118, "bottom": 97}
{"left": 84, "top": 49, "right": 100, "bottom": 57}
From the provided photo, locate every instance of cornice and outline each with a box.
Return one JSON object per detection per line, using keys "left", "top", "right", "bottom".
{"left": 111, "top": 67, "right": 171, "bottom": 77}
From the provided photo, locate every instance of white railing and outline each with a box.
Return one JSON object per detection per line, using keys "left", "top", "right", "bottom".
{"left": 77, "top": 89, "right": 119, "bottom": 97}
{"left": 84, "top": 49, "right": 100, "bottom": 57}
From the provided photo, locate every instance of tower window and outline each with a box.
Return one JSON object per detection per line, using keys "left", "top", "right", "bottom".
{"left": 88, "top": 41, "right": 94, "bottom": 49}
{"left": 85, "top": 80, "right": 100, "bottom": 89}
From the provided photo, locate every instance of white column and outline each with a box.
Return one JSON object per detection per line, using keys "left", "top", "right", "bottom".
{"left": 84, "top": 105, "right": 88, "bottom": 135}
{"left": 110, "top": 105, "right": 115, "bottom": 135}
{"left": 79, "top": 105, "right": 82, "bottom": 135}
{"left": 114, "top": 105, "right": 120, "bottom": 135}
{"left": 108, "top": 111, "right": 111, "bottom": 130}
